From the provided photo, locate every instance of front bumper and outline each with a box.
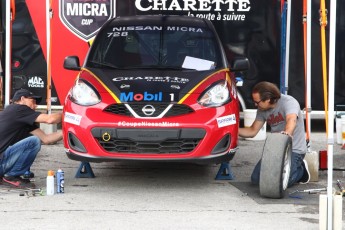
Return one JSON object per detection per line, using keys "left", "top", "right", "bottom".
{"left": 65, "top": 147, "right": 236, "bottom": 164}
{"left": 63, "top": 99, "right": 239, "bottom": 163}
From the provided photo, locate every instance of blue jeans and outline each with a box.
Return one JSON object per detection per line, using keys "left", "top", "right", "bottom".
{"left": 251, "top": 152, "right": 305, "bottom": 187}
{"left": 0, "top": 136, "right": 41, "bottom": 177}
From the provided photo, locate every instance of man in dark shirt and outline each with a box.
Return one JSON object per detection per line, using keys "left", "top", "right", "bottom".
{"left": 0, "top": 89, "right": 62, "bottom": 188}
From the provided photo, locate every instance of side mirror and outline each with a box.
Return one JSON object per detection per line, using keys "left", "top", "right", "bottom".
{"left": 63, "top": 56, "right": 81, "bottom": 71}
{"left": 230, "top": 58, "right": 249, "bottom": 72}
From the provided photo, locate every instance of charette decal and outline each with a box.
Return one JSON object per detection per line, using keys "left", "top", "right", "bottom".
{"left": 135, "top": 0, "right": 251, "bottom": 21}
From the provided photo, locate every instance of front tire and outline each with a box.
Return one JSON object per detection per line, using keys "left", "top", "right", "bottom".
{"left": 259, "top": 133, "right": 292, "bottom": 198}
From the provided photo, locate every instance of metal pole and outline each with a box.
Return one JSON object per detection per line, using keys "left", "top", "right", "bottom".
{"left": 4, "top": 0, "right": 12, "bottom": 106}
{"left": 306, "top": 0, "right": 312, "bottom": 140}
{"left": 284, "top": 0, "right": 292, "bottom": 95}
{"left": 327, "top": 0, "right": 337, "bottom": 228}
{"left": 46, "top": 0, "right": 52, "bottom": 114}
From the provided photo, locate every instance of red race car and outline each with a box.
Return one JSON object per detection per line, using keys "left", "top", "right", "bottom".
{"left": 62, "top": 15, "right": 248, "bottom": 163}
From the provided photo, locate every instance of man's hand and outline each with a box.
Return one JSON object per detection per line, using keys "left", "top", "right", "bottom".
{"left": 31, "top": 128, "right": 63, "bottom": 145}
{"left": 280, "top": 131, "right": 292, "bottom": 138}
{"left": 35, "top": 112, "right": 62, "bottom": 124}
{"left": 239, "top": 119, "right": 266, "bottom": 138}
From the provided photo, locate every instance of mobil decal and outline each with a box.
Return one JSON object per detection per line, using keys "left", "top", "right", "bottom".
{"left": 59, "top": 0, "right": 116, "bottom": 41}
{"left": 120, "top": 91, "right": 163, "bottom": 102}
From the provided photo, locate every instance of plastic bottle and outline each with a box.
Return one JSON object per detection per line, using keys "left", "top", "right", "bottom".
{"left": 56, "top": 168, "right": 64, "bottom": 193}
{"left": 46, "top": 170, "right": 55, "bottom": 196}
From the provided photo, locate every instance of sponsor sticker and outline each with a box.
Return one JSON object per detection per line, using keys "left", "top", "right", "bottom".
{"left": 59, "top": 0, "right": 116, "bottom": 41}
{"left": 112, "top": 76, "right": 189, "bottom": 84}
{"left": 120, "top": 91, "right": 163, "bottom": 102}
{"left": 107, "top": 26, "right": 204, "bottom": 37}
{"left": 135, "top": 0, "right": 251, "bottom": 21}
{"left": 117, "top": 121, "right": 180, "bottom": 127}
{"left": 64, "top": 112, "right": 82, "bottom": 125}
{"left": 216, "top": 114, "right": 236, "bottom": 128}
{"left": 28, "top": 76, "right": 45, "bottom": 88}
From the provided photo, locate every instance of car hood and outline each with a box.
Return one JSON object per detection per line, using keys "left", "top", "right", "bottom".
{"left": 86, "top": 68, "right": 224, "bottom": 103}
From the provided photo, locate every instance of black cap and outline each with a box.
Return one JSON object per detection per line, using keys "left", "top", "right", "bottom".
{"left": 12, "top": 89, "right": 42, "bottom": 104}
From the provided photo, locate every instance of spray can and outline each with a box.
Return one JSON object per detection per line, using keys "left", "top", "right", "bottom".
{"left": 46, "top": 170, "right": 55, "bottom": 196}
{"left": 56, "top": 168, "right": 64, "bottom": 193}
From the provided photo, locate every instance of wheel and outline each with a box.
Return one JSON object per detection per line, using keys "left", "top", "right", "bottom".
{"left": 259, "top": 133, "right": 292, "bottom": 198}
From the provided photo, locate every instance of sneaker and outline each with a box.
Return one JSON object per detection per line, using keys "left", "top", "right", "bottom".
{"left": 2, "top": 176, "right": 36, "bottom": 189}
{"left": 21, "top": 171, "right": 35, "bottom": 179}
{"left": 299, "top": 159, "right": 310, "bottom": 184}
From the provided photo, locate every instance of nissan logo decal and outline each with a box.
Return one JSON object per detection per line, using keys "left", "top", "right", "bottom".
{"left": 142, "top": 105, "right": 155, "bottom": 116}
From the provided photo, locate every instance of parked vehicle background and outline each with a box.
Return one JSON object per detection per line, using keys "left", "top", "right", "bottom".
{"left": 1, "top": 0, "right": 345, "bottom": 112}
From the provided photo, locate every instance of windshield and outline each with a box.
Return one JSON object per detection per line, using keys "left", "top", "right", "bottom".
{"left": 87, "top": 24, "right": 224, "bottom": 70}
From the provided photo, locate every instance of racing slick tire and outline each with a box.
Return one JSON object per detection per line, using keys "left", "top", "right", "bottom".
{"left": 259, "top": 133, "right": 292, "bottom": 199}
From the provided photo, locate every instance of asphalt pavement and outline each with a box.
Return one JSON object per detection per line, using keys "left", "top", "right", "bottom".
{"left": 0, "top": 121, "right": 344, "bottom": 230}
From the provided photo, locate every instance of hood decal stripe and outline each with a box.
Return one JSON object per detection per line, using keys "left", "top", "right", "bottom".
{"left": 82, "top": 68, "right": 230, "bottom": 105}
{"left": 178, "top": 68, "right": 229, "bottom": 104}
{"left": 82, "top": 68, "right": 121, "bottom": 103}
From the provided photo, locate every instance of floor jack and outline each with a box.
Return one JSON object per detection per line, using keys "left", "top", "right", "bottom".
{"left": 75, "top": 162, "right": 95, "bottom": 178}
{"left": 215, "top": 162, "right": 234, "bottom": 180}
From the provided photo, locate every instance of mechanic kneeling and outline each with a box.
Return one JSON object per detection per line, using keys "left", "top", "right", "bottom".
{"left": 239, "top": 81, "right": 310, "bottom": 187}
{"left": 0, "top": 89, "right": 62, "bottom": 188}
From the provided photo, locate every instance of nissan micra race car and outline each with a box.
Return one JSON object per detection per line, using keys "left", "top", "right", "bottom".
{"left": 63, "top": 15, "right": 248, "bottom": 163}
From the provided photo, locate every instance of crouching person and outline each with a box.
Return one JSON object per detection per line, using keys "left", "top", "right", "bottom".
{"left": 0, "top": 89, "right": 62, "bottom": 188}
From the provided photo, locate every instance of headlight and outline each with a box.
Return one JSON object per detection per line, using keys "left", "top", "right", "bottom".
{"left": 198, "top": 81, "right": 230, "bottom": 107}
{"left": 70, "top": 79, "right": 101, "bottom": 106}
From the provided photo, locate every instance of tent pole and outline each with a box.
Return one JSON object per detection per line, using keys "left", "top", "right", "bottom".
{"left": 283, "top": 0, "right": 291, "bottom": 95}
{"left": 46, "top": 0, "right": 52, "bottom": 114}
{"left": 4, "top": 0, "right": 13, "bottom": 106}
{"left": 327, "top": 0, "right": 337, "bottom": 229}
{"left": 306, "top": 0, "right": 312, "bottom": 144}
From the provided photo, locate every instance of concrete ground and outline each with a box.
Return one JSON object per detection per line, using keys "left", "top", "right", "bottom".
{"left": 0, "top": 121, "right": 344, "bottom": 229}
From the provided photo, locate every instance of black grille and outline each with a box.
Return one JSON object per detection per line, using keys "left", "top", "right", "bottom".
{"left": 91, "top": 128, "right": 206, "bottom": 154}
{"left": 97, "top": 138, "right": 201, "bottom": 153}
{"left": 104, "top": 104, "right": 132, "bottom": 116}
{"left": 104, "top": 103, "right": 194, "bottom": 117}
